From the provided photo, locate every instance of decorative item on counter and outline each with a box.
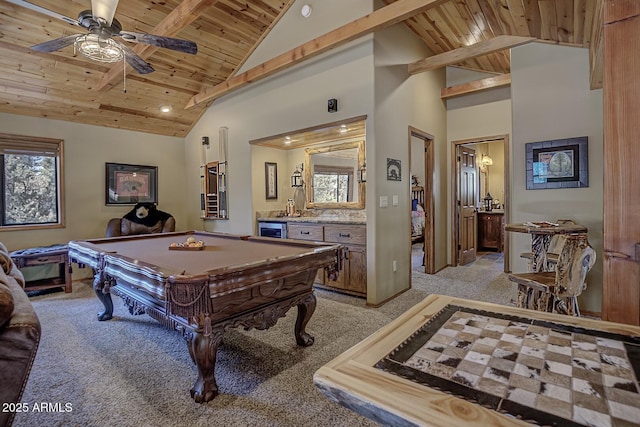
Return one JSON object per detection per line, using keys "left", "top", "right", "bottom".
{"left": 286, "top": 199, "right": 296, "bottom": 217}
{"left": 169, "top": 236, "right": 205, "bottom": 250}
{"left": 483, "top": 192, "right": 493, "bottom": 212}
{"left": 493, "top": 199, "right": 501, "bottom": 209}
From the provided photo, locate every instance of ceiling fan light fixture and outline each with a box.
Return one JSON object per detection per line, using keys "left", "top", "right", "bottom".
{"left": 92, "top": 0, "right": 120, "bottom": 26}
{"left": 75, "top": 33, "right": 123, "bottom": 63}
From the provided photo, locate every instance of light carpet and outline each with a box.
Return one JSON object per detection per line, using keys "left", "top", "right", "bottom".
{"left": 13, "top": 252, "right": 514, "bottom": 427}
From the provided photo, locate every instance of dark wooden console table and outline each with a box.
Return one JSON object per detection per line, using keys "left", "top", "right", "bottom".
{"left": 10, "top": 244, "right": 72, "bottom": 293}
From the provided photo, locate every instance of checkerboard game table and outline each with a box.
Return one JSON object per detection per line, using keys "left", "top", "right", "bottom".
{"left": 314, "top": 294, "right": 640, "bottom": 427}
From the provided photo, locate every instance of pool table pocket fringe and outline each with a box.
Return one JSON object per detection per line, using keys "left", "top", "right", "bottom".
{"left": 167, "top": 279, "right": 211, "bottom": 319}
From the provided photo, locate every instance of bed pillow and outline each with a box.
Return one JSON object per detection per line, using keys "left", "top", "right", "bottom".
{"left": 412, "top": 199, "right": 418, "bottom": 211}
{"left": 0, "top": 281, "right": 14, "bottom": 328}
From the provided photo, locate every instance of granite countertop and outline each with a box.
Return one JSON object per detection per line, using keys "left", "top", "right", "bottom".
{"left": 256, "top": 210, "right": 366, "bottom": 225}
{"left": 478, "top": 209, "right": 505, "bottom": 214}
{"left": 257, "top": 216, "right": 366, "bottom": 225}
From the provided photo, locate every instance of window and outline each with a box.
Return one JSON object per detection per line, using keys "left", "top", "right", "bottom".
{"left": 0, "top": 133, "right": 64, "bottom": 229}
{"left": 312, "top": 166, "right": 353, "bottom": 203}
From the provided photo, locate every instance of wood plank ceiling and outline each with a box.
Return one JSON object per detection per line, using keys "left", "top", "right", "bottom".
{"left": 0, "top": 0, "right": 602, "bottom": 138}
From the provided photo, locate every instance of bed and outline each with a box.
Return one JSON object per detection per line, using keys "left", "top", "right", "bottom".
{"left": 411, "top": 186, "right": 425, "bottom": 243}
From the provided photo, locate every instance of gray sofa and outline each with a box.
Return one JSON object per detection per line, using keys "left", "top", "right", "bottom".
{"left": 0, "top": 243, "right": 41, "bottom": 427}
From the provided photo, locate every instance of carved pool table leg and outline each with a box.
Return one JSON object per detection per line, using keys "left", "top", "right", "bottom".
{"left": 185, "top": 328, "right": 224, "bottom": 403}
{"left": 93, "top": 271, "right": 114, "bottom": 321}
{"left": 295, "top": 293, "right": 317, "bottom": 346}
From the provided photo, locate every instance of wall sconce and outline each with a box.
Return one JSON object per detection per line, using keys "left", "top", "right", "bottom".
{"left": 481, "top": 153, "right": 493, "bottom": 165}
{"left": 291, "top": 163, "right": 304, "bottom": 187}
{"left": 479, "top": 153, "right": 493, "bottom": 173}
{"left": 357, "top": 161, "right": 367, "bottom": 183}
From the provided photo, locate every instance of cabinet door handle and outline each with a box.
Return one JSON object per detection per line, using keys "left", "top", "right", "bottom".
{"left": 300, "top": 231, "right": 310, "bottom": 235}
{"left": 339, "top": 233, "right": 351, "bottom": 238}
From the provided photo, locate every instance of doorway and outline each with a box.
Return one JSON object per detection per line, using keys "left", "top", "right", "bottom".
{"left": 409, "top": 127, "right": 435, "bottom": 274}
{"left": 451, "top": 135, "right": 510, "bottom": 272}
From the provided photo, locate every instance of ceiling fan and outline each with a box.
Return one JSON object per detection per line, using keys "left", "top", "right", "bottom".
{"left": 6, "top": 0, "right": 198, "bottom": 74}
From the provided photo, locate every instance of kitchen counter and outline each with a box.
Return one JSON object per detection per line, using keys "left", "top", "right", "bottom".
{"left": 257, "top": 216, "right": 366, "bottom": 225}
{"left": 256, "top": 210, "right": 366, "bottom": 225}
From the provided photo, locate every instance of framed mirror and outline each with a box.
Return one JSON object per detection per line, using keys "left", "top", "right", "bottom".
{"left": 305, "top": 140, "right": 365, "bottom": 209}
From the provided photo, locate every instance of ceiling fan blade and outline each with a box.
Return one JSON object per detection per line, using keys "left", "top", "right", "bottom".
{"left": 91, "top": 0, "right": 119, "bottom": 26}
{"left": 31, "top": 34, "right": 83, "bottom": 53}
{"left": 117, "top": 42, "right": 154, "bottom": 74}
{"left": 118, "top": 31, "right": 198, "bottom": 55}
{"left": 5, "top": 0, "right": 80, "bottom": 26}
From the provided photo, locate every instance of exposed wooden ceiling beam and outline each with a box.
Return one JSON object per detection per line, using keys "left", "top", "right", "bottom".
{"left": 97, "top": 0, "right": 221, "bottom": 91}
{"left": 440, "top": 74, "right": 511, "bottom": 99}
{"left": 408, "top": 36, "right": 535, "bottom": 75}
{"left": 185, "top": 0, "right": 449, "bottom": 109}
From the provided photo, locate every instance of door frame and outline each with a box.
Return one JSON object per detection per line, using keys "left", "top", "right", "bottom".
{"left": 450, "top": 134, "right": 510, "bottom": 271}
{"left": 408, "top": 126, "right": 435, "bottom": 274}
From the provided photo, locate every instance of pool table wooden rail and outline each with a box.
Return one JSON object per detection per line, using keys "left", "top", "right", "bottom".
{"left": 68, "top": 231, "right": 343, "bottom": 403}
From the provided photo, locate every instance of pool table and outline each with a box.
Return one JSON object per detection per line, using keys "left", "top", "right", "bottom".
{"left": 68, "top": 231, "right": 342, "bottom": 403}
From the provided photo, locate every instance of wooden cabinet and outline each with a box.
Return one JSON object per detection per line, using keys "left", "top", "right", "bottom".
{"left": 203, "top": 161, "right": 228, "bottom": 219}
{"left": 287, "top": 223, "right": 323, "bottom": 241}
{"left": 287, "top": 222, "right": 367, "bottom": 297}
{"left": 478, "top": 212, "right": 504, "bottom": 252}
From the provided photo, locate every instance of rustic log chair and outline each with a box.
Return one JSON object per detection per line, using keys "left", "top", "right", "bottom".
{"left": 519, "top": 219, "right": 576, "bottom": 271}
{"left": 509, "top": 233, "right": 596, "bottom": 316}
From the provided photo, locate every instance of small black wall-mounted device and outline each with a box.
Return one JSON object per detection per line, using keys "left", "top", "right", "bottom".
{"left": 202, "top": 136, "right": 209, "bottom": 145}
{"left": 328, "top": 98, "right": 338, "bottom": 113}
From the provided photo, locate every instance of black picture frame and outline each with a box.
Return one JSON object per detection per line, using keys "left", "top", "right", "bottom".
{"left": 526, "top": 137, "right": 588, "bottom": 190}
{"left": 106, "top": 163, "right": 158, "bottom": 205}
{"left": 265, "top": 162, "right": 278, "bottom": 199}
{"left": 387, "top": 158, "right": 401, "bottom": 181}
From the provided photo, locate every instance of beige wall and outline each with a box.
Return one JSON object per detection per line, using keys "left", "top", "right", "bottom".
{"left": 0, "top": 112, "right": 187, "bottom": 253}
{"left": 475, "top": 140, "right": 505, "bottom": 206}
{"left": 510, "top": 42, "right": 604, "bottom": 313}
{"left": 485, "top": 140, "right": 505, "bottom": 203}
{"left": 371, "top": 22, "right": 447, "bottom": 303}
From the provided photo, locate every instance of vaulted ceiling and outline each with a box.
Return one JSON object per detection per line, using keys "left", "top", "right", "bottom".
{"left": 0, "top": 0, "right": 603, "bottom": 138}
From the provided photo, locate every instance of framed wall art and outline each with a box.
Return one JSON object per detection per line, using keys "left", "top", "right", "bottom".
{"left": 106, "top": 163, "right": 158, "bottom": 205}
{"left": 387, "top": 158, "right": 401, "bottom": 181}
{"left": 265, "top": 162, "right": 278, "bottom": 199}
{"left": 526, "top": 137, "right": 588, "bottom": 190}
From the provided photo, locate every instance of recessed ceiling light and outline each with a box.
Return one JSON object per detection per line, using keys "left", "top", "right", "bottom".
{"left": 301, "top": 4, "right": 312, "bottom": 18}
{"left": 160, "top": 106, "right": 172, "bottom": 113}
